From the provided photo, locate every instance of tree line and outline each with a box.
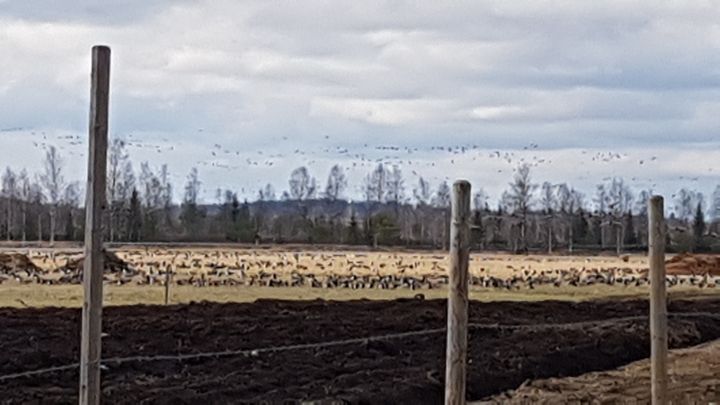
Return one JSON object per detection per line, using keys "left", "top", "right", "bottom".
{"left": 2, "top": 139, "right": 719, "bottom": 253}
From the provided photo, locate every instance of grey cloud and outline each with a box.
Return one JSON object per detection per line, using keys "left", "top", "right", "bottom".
{"left": 1, "top": 1, "right": 719, "bottom": 200}
{"left": 0, "top": 0, "right": 192, "bottom": 25}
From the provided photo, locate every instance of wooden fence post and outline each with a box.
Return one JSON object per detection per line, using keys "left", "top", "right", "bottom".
{"left": 79, "top": 45, "right": 111, "bottom": 405}
{"left": 648, "top": 195, "right": 668, "bottom": 405}
{"left": 164, "top": 264, "right": 172, "bottom": 305}
{"left": 445, "top": 180, "right": 471, "bottom": 405}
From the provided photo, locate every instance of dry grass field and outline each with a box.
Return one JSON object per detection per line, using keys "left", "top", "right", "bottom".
{"left": 5, "top": 283, "right": 719, "bottom": 308}
{"left": 0, "top": 246, "right": 718, "bottom": 307}
{"left": 26, "top": 247, "right": 652, "bottom": 277}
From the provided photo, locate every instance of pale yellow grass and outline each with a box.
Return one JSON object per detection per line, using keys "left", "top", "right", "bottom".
{"left": 25, "top": 248, "right": 653, "bottom": 280}
{"left": 3, "top": 248, "right": 715, "bottom": 308}
{"left": 123, "top": 250, "right": 651, "bottom": 278}
{"left": 2, "top": 283, "right": 717, "bottom": 308}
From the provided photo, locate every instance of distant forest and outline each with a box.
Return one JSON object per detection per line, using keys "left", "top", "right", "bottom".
{"left": 2, "top": 139, "right": 720, "bottom": 253}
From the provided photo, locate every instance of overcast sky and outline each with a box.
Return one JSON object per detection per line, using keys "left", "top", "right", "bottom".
{"left": 1, "top": 1, "right": 719, "bottom": 210}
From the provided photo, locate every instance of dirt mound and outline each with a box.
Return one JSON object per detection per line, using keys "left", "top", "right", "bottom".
{"left": 56, "top": 251, "right": 132, "bottom": 275}
{"left": 0, "top": 253, "right": 42, "bottom": 274}
{"left": 666, "top": 253, "right": 720, "bottom": 276}
{"left": 488, "top": 339, "right": 720, "bottom": 403}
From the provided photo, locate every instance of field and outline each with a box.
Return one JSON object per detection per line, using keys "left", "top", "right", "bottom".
{"left": 2, "top": 246, "right": 719, "bottom": 307}
{"left": 3, "top": 298, "right": 720, "bottom": 404}
{"left": 2, "top": 246, "right": 720, "bottom": 403}
{"left": 490, "top": 338, "right": 720, "bottom": 403}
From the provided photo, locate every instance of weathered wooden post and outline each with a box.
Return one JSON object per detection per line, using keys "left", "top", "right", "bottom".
{"left": 445, "top": 180, "right": 471, "bottom": 405}
{"left": 164, "top": 264, "right": 172, "bottom": 305}
{"left": 648, "top": 195, "right": 668, "bottom": 404}
{"left": 79, "top": 45, "right": 110, "bottom": 405}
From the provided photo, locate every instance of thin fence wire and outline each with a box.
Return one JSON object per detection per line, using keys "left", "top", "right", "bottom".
{"left": 2, "top": 311, "right": 719, "bottom": 382}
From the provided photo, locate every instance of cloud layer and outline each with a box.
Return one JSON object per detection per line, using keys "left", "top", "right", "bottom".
{"left": 0, "top": 1, "right": 719, "bottom": 206}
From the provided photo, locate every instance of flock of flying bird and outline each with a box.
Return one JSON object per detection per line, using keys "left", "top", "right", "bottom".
{"left": 6, "top": 127, "right": 714, "bottom": 204}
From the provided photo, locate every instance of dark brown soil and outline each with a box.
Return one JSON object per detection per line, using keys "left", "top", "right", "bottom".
{"left": 2, "top": 298, "right": 720, "bottom": 404}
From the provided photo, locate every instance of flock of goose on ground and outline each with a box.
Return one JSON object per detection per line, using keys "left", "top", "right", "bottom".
{"left": 0, "top": 249, "right": 717, "bottom": 290}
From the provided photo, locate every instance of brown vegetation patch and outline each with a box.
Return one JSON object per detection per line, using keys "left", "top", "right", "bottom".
{"left": 0, "top": 253, "right": 42, "bottom": 274}
{"left": 666, "top": 253, "right": 720, "bottom": 276}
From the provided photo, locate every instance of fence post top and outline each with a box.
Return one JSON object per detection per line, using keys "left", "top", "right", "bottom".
{"left": 453, "top": 180, "right": 471, "bottom": 191}
{"left": 650, "top": 195, "right": 663, "bottom": 203}
{"left": 92, "top": 45, "right": 111, "bottom": 53}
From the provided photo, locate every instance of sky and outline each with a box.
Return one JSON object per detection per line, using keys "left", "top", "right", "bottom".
{"left": 0, "top": 0, "right": 719, "bottom": 211}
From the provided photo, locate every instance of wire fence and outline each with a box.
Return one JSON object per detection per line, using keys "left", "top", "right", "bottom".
{"left": 3, "top": 311, "right": 720, "bottom": 383}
